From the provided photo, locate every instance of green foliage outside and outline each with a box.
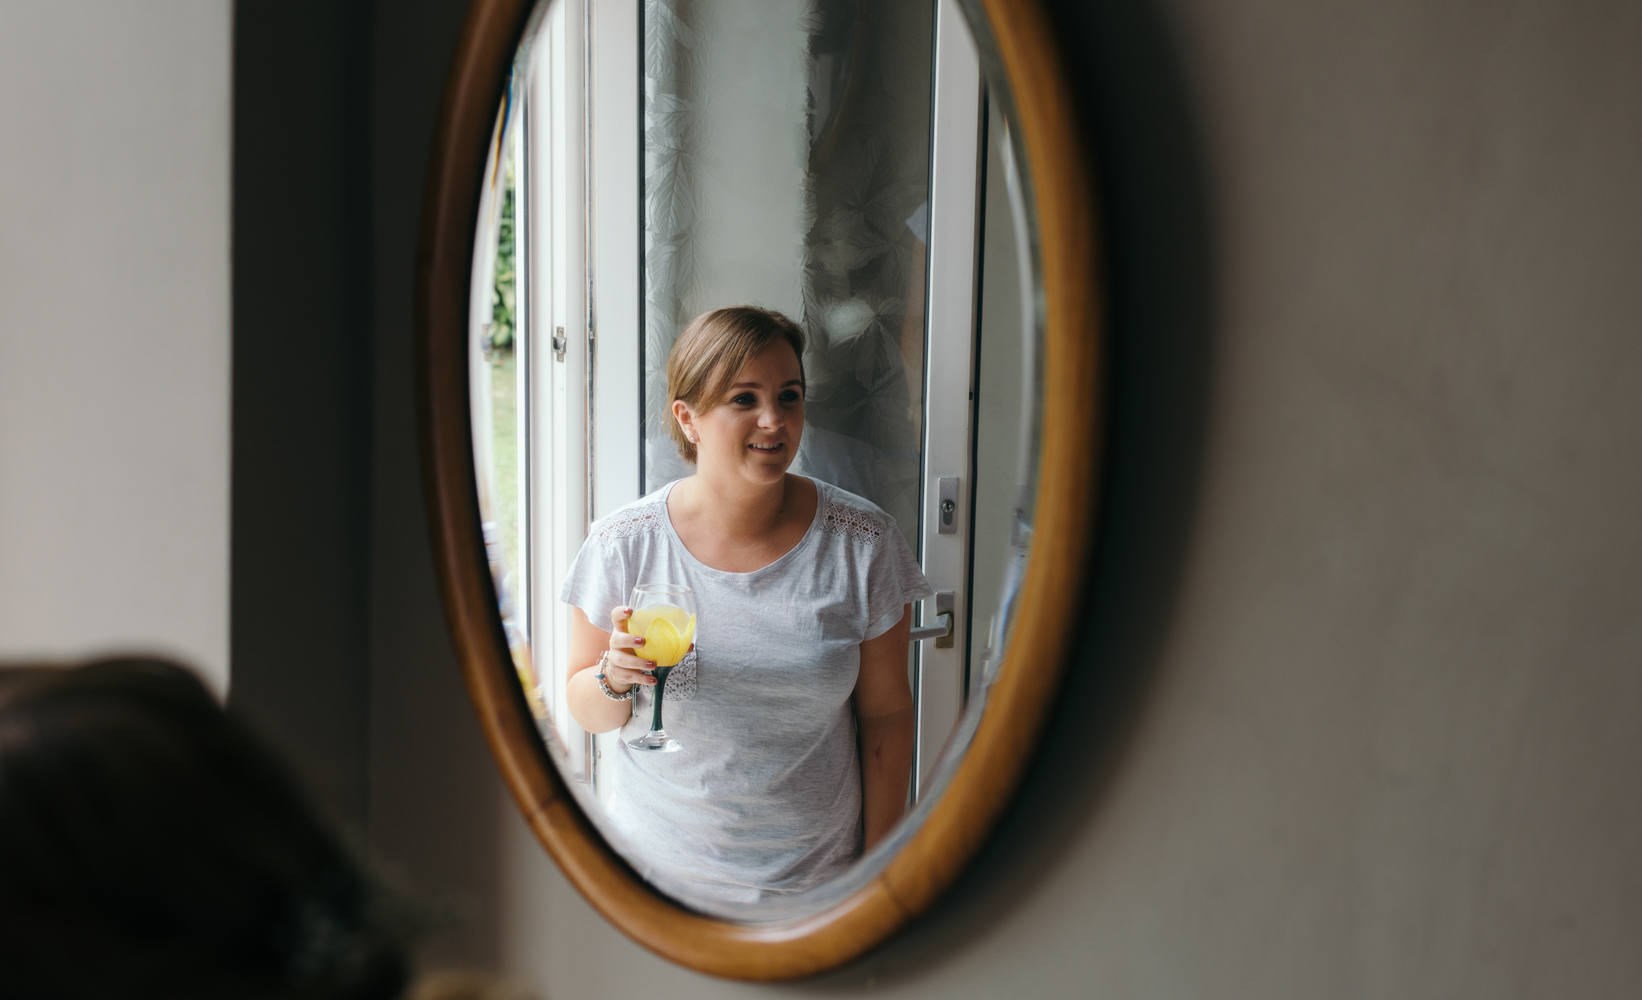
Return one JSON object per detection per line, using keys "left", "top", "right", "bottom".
{"left": 487, "top": 155, "right": 517, "bottom": 355}
{"left": 487, "top": 148, "right": 521, "bottom": 585}
{"left": 490, "top": 352, "right": 520, "bottom": 583}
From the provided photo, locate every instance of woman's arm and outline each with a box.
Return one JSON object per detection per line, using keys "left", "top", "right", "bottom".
{"left": 567, "top": 606, "right": 658, "bottom": 734}
{"left": 855, "top": 604, "right": 915, "bottom": 852}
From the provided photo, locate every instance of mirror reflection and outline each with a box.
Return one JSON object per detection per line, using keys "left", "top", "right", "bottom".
{"left": 470, "top": 0, "right": 1039, "bottom": 916}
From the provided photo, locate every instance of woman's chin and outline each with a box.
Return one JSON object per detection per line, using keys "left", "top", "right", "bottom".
{"left": 740, "top": 455, "right": 791, "bottom": 482}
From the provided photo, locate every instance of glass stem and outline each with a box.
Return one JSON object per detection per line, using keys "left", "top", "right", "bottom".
{"left": 649, "top": 666, "right": 672, "bottom": 733}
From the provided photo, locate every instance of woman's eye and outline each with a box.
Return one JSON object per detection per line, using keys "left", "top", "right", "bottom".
{"left": 731, "top": 393, "right": 755, "bottom": 406}
{"left": 780, "top": 390, "right": 801, "bottom": 403}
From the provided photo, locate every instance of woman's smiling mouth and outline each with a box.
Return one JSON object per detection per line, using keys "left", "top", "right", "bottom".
{"left": 748, "top": 442, "right": 784, "bottom": 454}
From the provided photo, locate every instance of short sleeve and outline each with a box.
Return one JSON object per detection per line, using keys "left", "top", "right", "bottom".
{"left": 559, "top": 534, "right": 629, "bottom": 632}
{"left": 864, "top": 525, "right": 934, "bottom": 640}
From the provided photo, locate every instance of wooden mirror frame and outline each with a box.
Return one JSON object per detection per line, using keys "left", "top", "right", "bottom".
{"left": 417, "top": 0, "right": 1103, "bottom": 980}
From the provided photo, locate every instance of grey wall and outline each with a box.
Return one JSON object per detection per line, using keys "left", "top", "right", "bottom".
{"left": 227, "top": 0, "right": 516, "bottom": 965}
{"left": 230, "top": 0, "right": 375, "bottom": 829}
{"left": 0, "top": 1, "right": 230, "bottom": 693}
{"left": 279, "top": 0, "right": 1642, "bottom": 996}
{"left": 365, "top": 0, "right": 518, "bottom": 972}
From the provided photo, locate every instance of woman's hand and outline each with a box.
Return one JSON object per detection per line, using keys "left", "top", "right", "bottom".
{"left": 566, "top": 605, "right": 696, "bottom": 733}
{"left": 600, "top": 605, "right": 658, "bottom": 694}
{"left": 567, "top": 607, "right": 648, "bottom": 734}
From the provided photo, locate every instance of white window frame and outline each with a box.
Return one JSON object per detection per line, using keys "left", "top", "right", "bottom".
{"left": 588, "top": 0, "right": 643, "bottom": 520}
{"left": 522, "top": 0, "right": 596, "bottom": 785}
{"left": 913, "top": 0, "right": 986, "bottom": 795}
{"left": 519, "top": 0, "right": 644, "bottom": 792}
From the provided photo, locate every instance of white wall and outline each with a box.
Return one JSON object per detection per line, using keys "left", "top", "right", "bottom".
{"left": 0, "top": 2, "right": 231, "bottom": 692}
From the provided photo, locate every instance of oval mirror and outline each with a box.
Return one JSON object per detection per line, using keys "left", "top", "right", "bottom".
{"left": 419, "top": 0, "right": 1101, "bottom": 979}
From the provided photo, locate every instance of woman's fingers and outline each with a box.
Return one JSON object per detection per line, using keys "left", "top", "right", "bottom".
{"left": 601, "top": 606, "right": 660, "bottom": 687}
{"left": 607, "top": 668, "right": 655, "bottom": 688}
{"left": 610, "top": 630, "right": 645, "bottom": 651}
{"left": 606, "top": 649, "right": 657, "bottom": 685}
{"left": 607, "top": 607, "right": 650, "bottom": 649}
{"left": 610, "top": 649, "right": 655, "bottom": 672}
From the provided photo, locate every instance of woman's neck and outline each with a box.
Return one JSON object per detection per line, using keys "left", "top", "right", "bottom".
{"left": 667, "top": 472, "right": 818, "bottom": 572}
{"left": 671, "top": 472, "right": 797, "bottom": 540}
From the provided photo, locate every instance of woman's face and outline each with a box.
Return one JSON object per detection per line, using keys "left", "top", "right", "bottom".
{"left": 676, "top": 340, "right": 804, "bottom": 487}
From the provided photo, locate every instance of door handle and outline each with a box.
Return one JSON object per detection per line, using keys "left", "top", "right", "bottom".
{"left": 910, "top": 615, "right": 951, "bottom": 643}
{"left": 910, "top": 591, "right": 956, "bottom": 648}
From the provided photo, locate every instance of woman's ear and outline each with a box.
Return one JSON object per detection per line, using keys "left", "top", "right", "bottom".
{"left": 672, "top": 398, "right": 697, "bottom": 443}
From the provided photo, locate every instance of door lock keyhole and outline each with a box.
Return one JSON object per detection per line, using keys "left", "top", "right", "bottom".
{"left": 937, "top": 477, "right": 960, "bottom": 534}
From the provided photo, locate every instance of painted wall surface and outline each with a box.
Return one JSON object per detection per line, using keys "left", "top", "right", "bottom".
{"left": 230, "top": 0, "right": 374, "bottom": 830}
{"left": 0, "top": 1, "right": 231, "bottom": 693}
{"left": 363, "top": 0, "right": 1642, "bottom": 996}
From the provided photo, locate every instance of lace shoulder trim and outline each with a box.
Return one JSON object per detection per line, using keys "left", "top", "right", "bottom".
{"left": 593, "top": 502, "right": 668, "bottom": 541}
{"left": 818, "top": 488, "right": 887, "bottom": 544}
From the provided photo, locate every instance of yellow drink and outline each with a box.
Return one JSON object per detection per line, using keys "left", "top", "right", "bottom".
{"left": 627, "top": 603, "right": 696, "bottom": 667}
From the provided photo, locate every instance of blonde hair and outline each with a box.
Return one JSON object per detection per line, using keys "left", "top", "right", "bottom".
{"left": 666, "top": 306, "right": 806, "bottom": 464}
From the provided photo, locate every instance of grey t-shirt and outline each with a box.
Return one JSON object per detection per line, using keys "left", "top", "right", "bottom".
{"left": 560, "top": 477, "right": 931, "bottom": 905}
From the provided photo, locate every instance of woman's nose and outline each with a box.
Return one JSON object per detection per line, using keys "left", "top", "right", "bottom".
{"left": 756, "top": 402, "right": 784, "bottom": 429}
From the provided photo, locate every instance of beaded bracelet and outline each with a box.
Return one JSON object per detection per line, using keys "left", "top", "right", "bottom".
{"left": 594, "top": 651, "right": 634, "bottom": 701}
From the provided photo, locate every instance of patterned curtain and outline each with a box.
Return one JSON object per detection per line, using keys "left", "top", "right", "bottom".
{"left": 642, "top": 0, "right": 934, "bottom": 552}
{"left": 642, "top": 0, "right": 702, "bottom": 456}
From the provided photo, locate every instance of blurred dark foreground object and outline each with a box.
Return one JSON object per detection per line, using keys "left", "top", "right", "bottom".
{"left": 0, "top": 657, "right": 409, "bottom": 1000}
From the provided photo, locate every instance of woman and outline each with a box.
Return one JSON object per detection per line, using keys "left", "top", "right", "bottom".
{"left": 561, "top": 306, "right": 930, "bottom": 905}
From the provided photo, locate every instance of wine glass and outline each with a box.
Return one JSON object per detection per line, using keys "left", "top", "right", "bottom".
{"left": 625, "top": 582, "right": 696, "bottom": 753}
